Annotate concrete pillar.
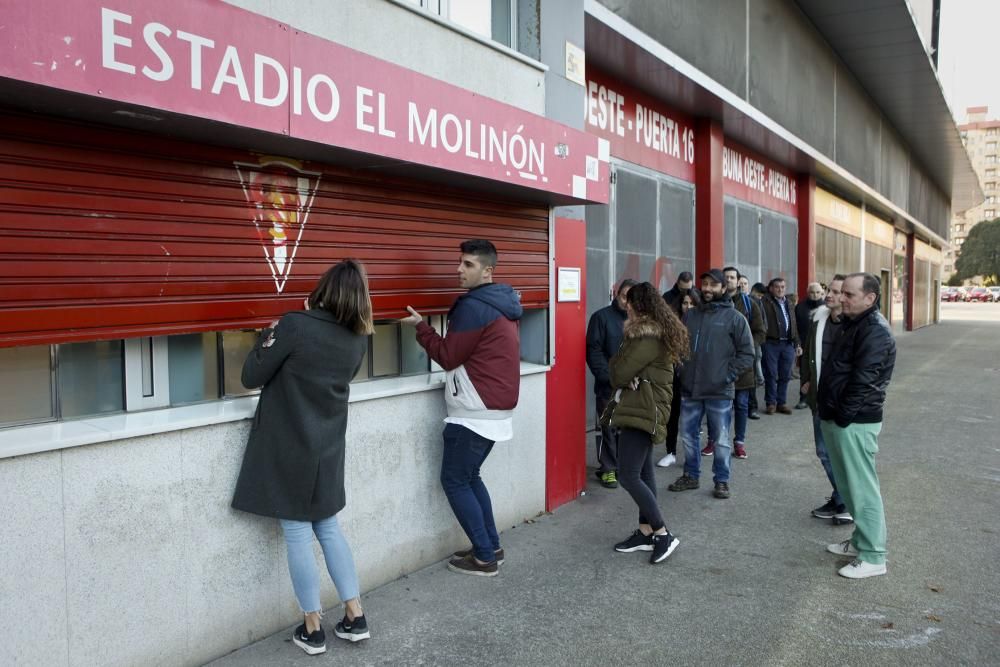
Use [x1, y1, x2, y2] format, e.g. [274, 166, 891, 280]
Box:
[905, 231, 916, 331]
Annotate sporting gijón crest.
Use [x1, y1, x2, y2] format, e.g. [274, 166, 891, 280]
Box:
[235, 158, 322, 294]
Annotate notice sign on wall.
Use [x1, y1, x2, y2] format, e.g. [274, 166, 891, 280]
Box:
[557, 267, 581, 302]
[0, 0, 609, 204]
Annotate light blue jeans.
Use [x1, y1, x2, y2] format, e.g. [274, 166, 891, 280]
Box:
[681, 398, 733, 483]
[280, 515, 360, 614]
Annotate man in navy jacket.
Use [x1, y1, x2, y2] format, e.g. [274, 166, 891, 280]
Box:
[586, 279, 636, 488]
[402, 239, 522, 578]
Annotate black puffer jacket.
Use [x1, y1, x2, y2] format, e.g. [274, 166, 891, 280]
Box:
[586, 300, 628, 396]
[817, 304, 896, 427]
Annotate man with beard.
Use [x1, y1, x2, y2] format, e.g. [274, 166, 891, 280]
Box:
[668, 269, 754, 499]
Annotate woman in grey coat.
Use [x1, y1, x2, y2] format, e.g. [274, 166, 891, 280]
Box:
[232, 259, 374, 656]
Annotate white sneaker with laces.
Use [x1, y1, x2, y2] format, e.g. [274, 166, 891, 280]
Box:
[656, 453, 676, 468]
[826, 540, 859, 557]
[838, 559, 887, 579]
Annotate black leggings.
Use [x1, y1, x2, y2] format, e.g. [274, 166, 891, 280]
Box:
[617, 427, 666, 531]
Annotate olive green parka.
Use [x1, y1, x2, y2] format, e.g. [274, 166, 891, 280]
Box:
[599, 316, 674, 443]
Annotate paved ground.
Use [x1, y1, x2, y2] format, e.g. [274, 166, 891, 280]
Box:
[211, 303, 1000, 666]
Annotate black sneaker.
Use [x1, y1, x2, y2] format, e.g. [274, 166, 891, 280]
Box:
[334, 614, 371, 643]
[668, 474, 700, 492]
[453, 546, 505, 564]
[748, 411, 761, 420]
[614, 529, 653, 553]
[447, 554, 499, 577]
[650, 532, 679, 564]
[713, 482, 731, 499]
[812, 498, 838, 519]
[292, 623, 327, 655]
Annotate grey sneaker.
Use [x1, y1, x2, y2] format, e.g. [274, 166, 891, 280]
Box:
[713, 482, 731, 499]
[827, 539, 859, 557]
[668, 474, 700, 492]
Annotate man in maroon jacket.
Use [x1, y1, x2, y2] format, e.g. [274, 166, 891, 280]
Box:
[401, 239, 523, 577]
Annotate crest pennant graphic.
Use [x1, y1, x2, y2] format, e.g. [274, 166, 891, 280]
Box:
[235, 158, 322, 294]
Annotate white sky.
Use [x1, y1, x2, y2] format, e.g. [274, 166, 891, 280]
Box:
[938, 0, 1000, 122]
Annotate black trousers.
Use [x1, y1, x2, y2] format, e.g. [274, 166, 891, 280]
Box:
[664, 376, 682, 455]
[617, 427, 666, 531]
[595, 393, 618, 473]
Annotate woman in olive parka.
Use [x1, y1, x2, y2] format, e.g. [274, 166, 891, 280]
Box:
[601, 282, 689, 564]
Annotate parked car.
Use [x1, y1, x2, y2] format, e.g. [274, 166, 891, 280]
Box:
[989, 286, 1000, 303]
[941, 287, 960, 302]
[955, 287, 971, 302]
[968, 287, 992, 303]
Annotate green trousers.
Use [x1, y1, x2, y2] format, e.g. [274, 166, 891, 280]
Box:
[819, 420, 887, 565]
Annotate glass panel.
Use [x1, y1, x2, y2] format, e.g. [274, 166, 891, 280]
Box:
[614, 169, 657, 286]
[449, 0, 492, 37]
[781, 219, 798, 292]
[490, 0, 513, 46]
[586, 247, 611, 319]
[724, 202, 737, 267]
[168, 333, 219, 405]
[737, 204, 761, 279]
[760, 213, 782, 285]
[59, 341, 124, 418]
[585, 203, 609, 249]
[221, 331, 259, 396]
[372, 323, 400, 377]
[401, 321, 429, 375]
[0, 345, 52, 425]
[658, 181, 695, 292]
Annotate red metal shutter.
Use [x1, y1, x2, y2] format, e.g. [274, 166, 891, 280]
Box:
[0, 112, 549, 347]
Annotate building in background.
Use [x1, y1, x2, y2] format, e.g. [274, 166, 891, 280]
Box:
[946, 106, 998, 280]
[0, 1, 981, 664]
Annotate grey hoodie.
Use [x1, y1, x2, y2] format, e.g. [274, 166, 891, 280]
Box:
[679, 294, 755, 401]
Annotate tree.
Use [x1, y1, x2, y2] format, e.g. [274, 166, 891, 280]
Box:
[954, 218, 1000, 284]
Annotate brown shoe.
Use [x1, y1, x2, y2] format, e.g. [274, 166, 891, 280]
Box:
[776, 404, 793, 415]
[447, 554, 499, 577]
[765, 405, 776, 415]
[453, 546, 505, 565]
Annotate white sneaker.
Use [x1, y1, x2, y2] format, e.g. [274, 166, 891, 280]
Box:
[656, 453, 676, 468]
[826, 540, 859, 557]
[838, 559, 887, 579]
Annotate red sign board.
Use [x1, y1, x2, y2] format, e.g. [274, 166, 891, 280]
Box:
[584, 68, 696, 183]
[722, 141, 798, 217]
[0, 0, 608, 204]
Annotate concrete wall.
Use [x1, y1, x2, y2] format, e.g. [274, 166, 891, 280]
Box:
[597, 0, 952, 238]
[223, 0, 546, 115]
[0, 375, 547, 666]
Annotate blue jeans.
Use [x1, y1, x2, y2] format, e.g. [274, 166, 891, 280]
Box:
[733, 389, 750, 444]
[763, 341, 795, 406]
[812, 411, 843, 506]
[280, 515, 361, 614]
[681, 398, 733, 483]
[441, 423, 500, 563]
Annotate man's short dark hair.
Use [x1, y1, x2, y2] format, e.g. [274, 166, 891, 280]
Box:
[723, 266, 740, 278]
[768, 277, 786, 288]
[831, 274, 847, 283]
[677, 271, 694, 283]
[460, 239, 498, 268]
[616, 278, 638, 296]
[847, 272, 881, 298]
[751, 282, 766, 295]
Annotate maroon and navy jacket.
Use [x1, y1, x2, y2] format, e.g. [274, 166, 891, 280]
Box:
[415, 282, 523, 419]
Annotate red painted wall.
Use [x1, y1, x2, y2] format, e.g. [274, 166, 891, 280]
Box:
[694, 118, 724, 272]
[797, 174, 816, 297]
[546, 216, 587, 511]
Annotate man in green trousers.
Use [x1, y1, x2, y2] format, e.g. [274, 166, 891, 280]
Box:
[817, 273, 896, 579]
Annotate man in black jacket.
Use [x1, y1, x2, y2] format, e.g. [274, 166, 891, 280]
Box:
[667, 269, 754, 500]
[760, 277, 801, 414]
[818, 273, 896, 579]
[586, 279, 636, 488]
[794, 282, 825, 409]
[662, 271, 694, 314]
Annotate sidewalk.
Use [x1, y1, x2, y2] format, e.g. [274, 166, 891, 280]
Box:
[210, 312, 1000, 666]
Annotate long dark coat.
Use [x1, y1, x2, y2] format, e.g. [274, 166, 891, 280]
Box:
[231, 309, 367, 522]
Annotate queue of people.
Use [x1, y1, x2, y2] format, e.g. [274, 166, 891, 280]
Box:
[230, 240, 896, 656]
